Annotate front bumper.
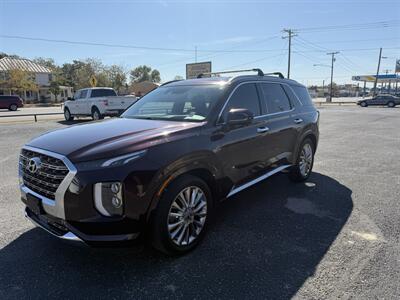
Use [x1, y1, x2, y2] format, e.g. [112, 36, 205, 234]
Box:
[25, 207, 139, 244]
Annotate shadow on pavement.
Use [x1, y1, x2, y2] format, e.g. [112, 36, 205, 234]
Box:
[57, 119, 92, 126]
[0, 172, 352, 299]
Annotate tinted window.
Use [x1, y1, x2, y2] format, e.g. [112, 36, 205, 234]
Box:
[291, 85, 314, 106]
[261, 83, 291, 113]
[80, 89, 88, 99]
[223, 83, 261, 120]
[91, 89, 117, 98]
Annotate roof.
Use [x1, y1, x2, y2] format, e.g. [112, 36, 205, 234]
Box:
[165, 75, 301, 87]
[0, 57, 52, 73]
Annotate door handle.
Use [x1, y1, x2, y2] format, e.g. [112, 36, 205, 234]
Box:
[257, 126, 270, 133]
[294, 118, 303, 124]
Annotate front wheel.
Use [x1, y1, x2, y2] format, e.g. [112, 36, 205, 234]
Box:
[289, 138, 315, 182]
[151, 175, 212, 255]
[387, 101, 395, 108]
[64, 108, 74, 121]
[360, 101, 368, 107]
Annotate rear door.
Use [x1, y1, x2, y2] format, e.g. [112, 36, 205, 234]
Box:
[258, 82, 299, 167]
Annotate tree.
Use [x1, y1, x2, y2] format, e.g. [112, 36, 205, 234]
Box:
[174, 75, 184, 80]
[106, 65, 127, 93]
[49, 80, 61, 102]
[32, 57, 57, 71]
[130, 65, 161, 83]
[0, 69, 38, 95]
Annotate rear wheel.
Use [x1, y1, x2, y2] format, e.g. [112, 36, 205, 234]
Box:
[289, 138, 315, 182]
[151, 175, 212, 255]
[360, 101, 368, 107]
[64, 108, 74, 121]
[9, 104, 17, 111]
[387, 101, 395, 108]
[91, 107, 103, 120]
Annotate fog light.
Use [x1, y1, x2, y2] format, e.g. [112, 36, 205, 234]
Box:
[111, 182, 121, 194]
[112, 196, 122, 208]
[94, 181, 123, 216]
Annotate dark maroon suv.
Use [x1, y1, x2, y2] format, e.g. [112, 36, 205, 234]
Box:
[0, 95, 24, 111]
[19, 69, 319, 255]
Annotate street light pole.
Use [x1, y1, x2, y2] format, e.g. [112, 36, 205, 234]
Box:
[327, 52, 339, 103]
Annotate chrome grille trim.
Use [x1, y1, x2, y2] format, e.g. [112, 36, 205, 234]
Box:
[19, 146, 77, 219]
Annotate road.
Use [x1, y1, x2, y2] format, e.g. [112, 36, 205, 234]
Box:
[0, 106, 399, 299]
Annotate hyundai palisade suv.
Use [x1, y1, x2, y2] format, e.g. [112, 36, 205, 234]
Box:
[19, 69, 319, 255]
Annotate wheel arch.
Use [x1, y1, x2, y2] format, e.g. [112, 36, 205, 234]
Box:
[145, 153, 223, 222]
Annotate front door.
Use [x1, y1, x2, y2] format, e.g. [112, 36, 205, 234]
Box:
[213, 83, 269, 186]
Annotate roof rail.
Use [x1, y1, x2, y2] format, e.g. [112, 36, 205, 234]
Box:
[160, 79, 183, 86]
[197, 68, 264, 78]
[264, 72, 285, 79]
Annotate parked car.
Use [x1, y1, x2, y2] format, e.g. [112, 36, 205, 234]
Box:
[357, 94, 400, 107]
[63, 87, 138, 121]
[0, 95, 24, 111]
[19, 69, 319, 255]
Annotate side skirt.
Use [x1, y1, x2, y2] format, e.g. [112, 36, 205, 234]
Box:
[227, 165, 291, 198]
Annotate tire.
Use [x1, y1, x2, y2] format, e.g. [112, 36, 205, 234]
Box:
[64, 108, 74, 121]
[360, 101, 367, 107]
[9, 104, 18, 111]
[91, 107, 103, 120]
[151, 175, 212, 255]
[387, 101, 395, 108]
[289, 138, 315, 182]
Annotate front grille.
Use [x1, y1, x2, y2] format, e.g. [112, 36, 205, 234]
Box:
[19, 149, 69, 200]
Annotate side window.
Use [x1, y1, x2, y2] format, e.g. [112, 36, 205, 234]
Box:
[261, 83, 291, 113]
[291, 85, 314, 106]
[80, 89, 88, 99]
[223, 83, 261, 121]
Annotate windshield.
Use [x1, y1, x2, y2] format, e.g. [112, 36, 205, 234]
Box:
[122, 84, 226, 122]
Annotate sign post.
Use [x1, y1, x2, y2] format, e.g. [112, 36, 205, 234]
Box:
[90, 75, 97, 87]
[186, 62, 212, 79]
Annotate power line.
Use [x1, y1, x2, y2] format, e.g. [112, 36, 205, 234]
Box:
[296, 20, 400, 33]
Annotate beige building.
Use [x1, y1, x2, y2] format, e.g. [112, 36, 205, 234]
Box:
[0, 57, 72, 103]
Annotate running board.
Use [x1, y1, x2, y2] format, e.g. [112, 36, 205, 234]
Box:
[227, 165, 291, 198]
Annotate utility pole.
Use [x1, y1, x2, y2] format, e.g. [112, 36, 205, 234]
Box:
[327, 51, 339, 102]
[282, 29, 297, 79]
[373, 48, 382, 96]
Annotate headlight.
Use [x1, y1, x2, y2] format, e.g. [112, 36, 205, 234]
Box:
[76, 150, 147, 170]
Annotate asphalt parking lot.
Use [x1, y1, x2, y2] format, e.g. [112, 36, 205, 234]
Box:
[0, 106, 399, 299]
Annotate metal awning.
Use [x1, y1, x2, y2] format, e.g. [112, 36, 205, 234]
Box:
[352, 74, 400, 83]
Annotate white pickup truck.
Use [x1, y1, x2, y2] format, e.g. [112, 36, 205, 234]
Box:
[63, 87, 138, 121]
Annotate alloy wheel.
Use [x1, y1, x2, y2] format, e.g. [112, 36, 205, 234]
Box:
[299, 143, 313, 177]
[167, 186, 207, 246]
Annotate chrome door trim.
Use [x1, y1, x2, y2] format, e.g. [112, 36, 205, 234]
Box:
[19, 145, 77, 219]
[227, 164, 291, 198]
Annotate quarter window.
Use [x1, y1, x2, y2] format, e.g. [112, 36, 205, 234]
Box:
[222, 83, 261, 120]
[261, 83, 291, 113]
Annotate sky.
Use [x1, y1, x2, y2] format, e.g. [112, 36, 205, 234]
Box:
[0, 0, 399, 85]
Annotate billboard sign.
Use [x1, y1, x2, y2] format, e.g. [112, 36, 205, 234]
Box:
[396, 59, 400, 73]
[186, 61, 212, 79]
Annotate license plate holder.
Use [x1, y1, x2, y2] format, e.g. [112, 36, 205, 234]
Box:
[26, 194, 44, 215]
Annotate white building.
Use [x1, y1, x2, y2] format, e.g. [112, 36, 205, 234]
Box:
[0, 57, 72, 102]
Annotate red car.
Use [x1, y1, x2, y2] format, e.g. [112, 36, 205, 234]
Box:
[0, 95, 24, 111]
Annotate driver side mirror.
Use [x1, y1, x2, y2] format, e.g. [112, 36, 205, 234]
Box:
[67, 97, 74, 101]
[226, 108, 254, 127]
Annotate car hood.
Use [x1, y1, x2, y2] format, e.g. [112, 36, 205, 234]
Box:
[27, 118, 204, 162]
